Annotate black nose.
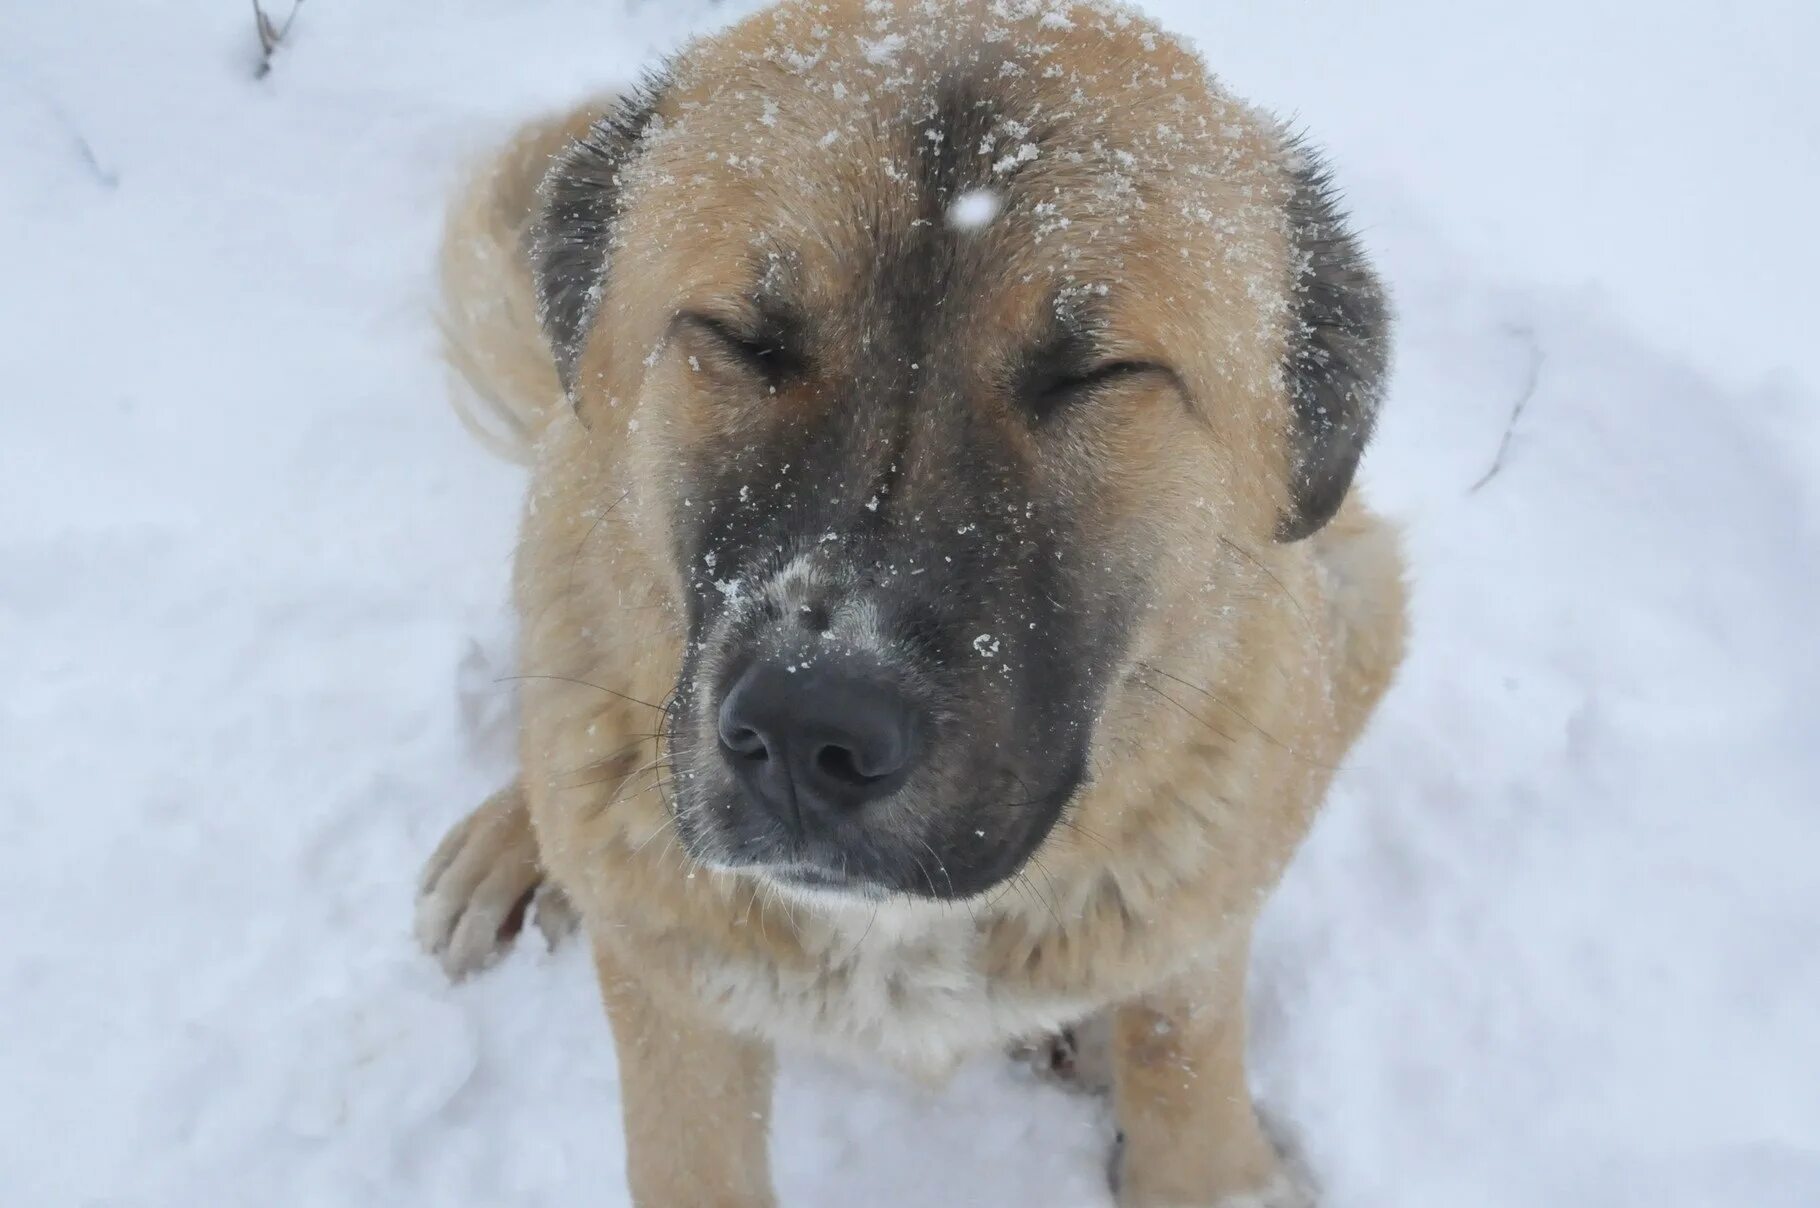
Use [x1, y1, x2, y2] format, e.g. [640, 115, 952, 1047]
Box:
[716, 661, 919, 830]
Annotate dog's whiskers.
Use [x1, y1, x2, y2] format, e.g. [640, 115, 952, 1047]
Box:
[500, 672, 668, 715]
[1138, 661, 1345, 773]
[566, 487, 632, 599]
[627, 813, 674, 860]
[1218, 535, 1315, 636]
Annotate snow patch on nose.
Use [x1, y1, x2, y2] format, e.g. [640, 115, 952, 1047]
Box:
[761, 552, 890, 655]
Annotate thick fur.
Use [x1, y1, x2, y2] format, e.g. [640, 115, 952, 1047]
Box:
[417, 3, 1406, 1205]
[437, 101, 610, 460]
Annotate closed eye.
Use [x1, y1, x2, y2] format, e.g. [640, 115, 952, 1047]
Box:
[676, 312, 801, 385]
[1048, 361, 1158, 395]
[1024, 358, 1172, 419]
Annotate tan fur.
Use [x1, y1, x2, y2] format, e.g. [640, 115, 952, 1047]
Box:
[596, 941, 780, 1207]
[436, 102, 612, 461]
[416, 3, 1407, 1204]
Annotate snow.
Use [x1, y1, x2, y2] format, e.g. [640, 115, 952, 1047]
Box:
[2, 2, 1817, 1206]
[947, 187, 1004, 231]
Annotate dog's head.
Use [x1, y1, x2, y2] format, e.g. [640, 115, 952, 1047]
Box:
[535, 1, 1387, 901]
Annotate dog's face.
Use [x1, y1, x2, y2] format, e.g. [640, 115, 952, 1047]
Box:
[535, 1, 1386, 901]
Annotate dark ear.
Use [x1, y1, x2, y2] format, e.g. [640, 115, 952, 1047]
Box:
[533, 72, 671, 395]
[1276, 139, 1392, 542]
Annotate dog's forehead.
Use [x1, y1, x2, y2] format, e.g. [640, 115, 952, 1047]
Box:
[635, 1, 1286, 331]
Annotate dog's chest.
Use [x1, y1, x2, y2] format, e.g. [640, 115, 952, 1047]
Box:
[694, 907, 1087, 1077]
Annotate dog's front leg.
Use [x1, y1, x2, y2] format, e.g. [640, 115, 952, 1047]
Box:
[1111, 936, 1309, 1208]
[593, 940, 777, 1208]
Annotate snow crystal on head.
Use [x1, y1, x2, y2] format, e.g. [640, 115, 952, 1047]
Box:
[946, 188, 1002, 232]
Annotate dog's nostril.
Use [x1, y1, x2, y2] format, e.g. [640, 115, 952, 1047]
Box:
[722, 725, 770, 760]
[715, 661, 920, 822]
[814, 743, 884, 787]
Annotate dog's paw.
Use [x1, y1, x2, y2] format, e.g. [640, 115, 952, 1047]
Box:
[1011, 1012, 1115, 1095]
[530, 877, 580, 948]
[415, 782, 568, 980]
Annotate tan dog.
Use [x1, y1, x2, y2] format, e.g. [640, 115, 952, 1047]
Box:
[415, 2, 1406, 1204]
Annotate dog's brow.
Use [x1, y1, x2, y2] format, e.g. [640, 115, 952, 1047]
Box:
[1028, 303, 1113, 373]
[1012, 300, 1190, 410]
[673, 293, 802, 347]
[748, 294, 801, 341]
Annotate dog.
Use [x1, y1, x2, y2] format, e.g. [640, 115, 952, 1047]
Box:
[414, 2, 1406, 1203]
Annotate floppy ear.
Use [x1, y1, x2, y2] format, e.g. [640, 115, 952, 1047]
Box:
[533, 73, 671, 396]
[1276, 141, 1392, 542]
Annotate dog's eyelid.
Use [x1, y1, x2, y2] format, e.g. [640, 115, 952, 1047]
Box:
[1078, 359, 1165, 384]
[675, 310, 758, 346]
[1047, 359, 1174, 396]
[1018, 352, 1178, 423]
[674, 310, 801, 376]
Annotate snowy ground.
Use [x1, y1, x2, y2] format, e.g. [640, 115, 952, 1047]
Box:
[3, 2, 1817, 1205]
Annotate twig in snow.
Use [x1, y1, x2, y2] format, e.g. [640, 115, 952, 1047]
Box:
[68, 129, 116, 187]
[1470, 325, 1544, 494]
[45, 99, 118, 189]
[253, 0, 304, 80]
